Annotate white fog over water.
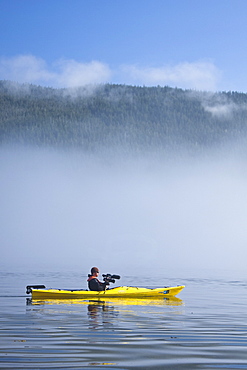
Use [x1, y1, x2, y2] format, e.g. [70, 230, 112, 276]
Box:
[1, 146, 247, 279]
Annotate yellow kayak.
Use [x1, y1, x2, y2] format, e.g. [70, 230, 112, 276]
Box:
[27, 285, 185, 300]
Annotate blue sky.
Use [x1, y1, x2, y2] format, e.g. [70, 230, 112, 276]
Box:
[1, 0, 247, 92]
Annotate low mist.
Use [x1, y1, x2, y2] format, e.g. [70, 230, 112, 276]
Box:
[1, 145, 247, 279]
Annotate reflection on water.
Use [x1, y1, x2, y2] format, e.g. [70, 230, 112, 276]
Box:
[21, 294, 185, 368]
[87, 301, 118, 331]
[27, 295, 184, 306]
[26, 296, 184, 333]
[26, 297, 184, 334]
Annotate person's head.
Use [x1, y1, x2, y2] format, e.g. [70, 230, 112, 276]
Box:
[91, 267, 99, 276]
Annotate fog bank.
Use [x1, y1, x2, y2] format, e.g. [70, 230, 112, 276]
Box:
[1, 146, 247, 278]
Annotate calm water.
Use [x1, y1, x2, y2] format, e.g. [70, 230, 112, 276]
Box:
[1, 270, 247, 369]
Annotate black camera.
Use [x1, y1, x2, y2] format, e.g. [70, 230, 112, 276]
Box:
[102, 273, 121, 285]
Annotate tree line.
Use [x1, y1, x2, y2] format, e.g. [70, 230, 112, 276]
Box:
[1, 80, 247, 154]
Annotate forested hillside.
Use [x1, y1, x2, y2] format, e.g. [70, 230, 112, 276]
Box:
[1, 80, 247, 154]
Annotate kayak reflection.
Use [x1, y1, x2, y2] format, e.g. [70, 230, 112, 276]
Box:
[26, 296, 183, 307]
[87, 301, 118, 329]
[26, 297, 184, 331]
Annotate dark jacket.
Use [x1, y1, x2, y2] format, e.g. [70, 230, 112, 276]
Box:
[87, 276, 106, 291]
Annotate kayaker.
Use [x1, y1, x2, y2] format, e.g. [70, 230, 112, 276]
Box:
[87, 267, 107, 291]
